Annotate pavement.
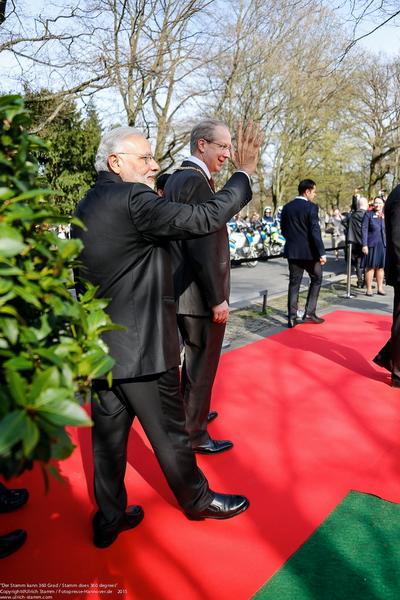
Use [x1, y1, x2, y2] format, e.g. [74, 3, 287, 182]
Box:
[224, 272, 394, 352]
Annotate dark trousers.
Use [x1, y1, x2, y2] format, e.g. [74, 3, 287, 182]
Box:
[349, 244, 365, 286]
[376, 284, 400, 379]
[288, 259, 322, 318]
[91, 367, 212, 528]
[178, 315, 226, 445]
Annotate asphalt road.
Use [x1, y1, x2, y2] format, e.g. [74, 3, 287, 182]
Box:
[230, 251, 347, 307]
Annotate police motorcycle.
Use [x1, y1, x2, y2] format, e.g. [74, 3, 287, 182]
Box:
[228, 220, 259, 267]
[264, 222, 285, 256]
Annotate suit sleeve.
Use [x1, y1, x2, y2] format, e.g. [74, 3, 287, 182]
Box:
[309, 204, 325, 257]
[129, 172, 252, 243]
[361, 212, 369, 246]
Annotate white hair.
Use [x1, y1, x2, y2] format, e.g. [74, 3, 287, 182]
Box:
[94, 126, 143, 172]
[357, 196, 369, 210]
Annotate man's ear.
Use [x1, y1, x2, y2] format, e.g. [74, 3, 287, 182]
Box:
[197, 139, 206, 154]
[108, 153, 121, 174]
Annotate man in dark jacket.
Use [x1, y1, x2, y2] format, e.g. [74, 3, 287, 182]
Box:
[345, 196, 368, 288]
[165, 119, 236, 455]
[373, 184, 400, 387]
[280, 179, 326, 328]
[72, 124, 261, 548]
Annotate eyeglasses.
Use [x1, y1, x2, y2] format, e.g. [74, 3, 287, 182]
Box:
[115, 152, 156, 165]
[203, 139, 232, 153]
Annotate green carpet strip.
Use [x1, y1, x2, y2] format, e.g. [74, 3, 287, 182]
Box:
[253, 491, 400, 600]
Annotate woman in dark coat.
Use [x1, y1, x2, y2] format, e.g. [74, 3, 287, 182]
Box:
[361, 197, 386, 296]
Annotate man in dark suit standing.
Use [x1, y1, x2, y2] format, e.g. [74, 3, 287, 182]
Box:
[373, 184, 400, 387]
[165, 119, 236, 455]
[280, 179, 326, 328]
[72, 123, 261, 548]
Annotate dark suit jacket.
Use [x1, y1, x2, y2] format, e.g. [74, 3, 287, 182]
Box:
[384, 184, 400, 286]
[165, 160, 230, 316]
[345, 209, 366, 246]
[71, 170, 251, 379]
[280, 197, 325, 260]
[361, 210, 386, 248]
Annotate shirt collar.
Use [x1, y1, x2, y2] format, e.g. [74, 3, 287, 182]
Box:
[185, 155, 211, 179]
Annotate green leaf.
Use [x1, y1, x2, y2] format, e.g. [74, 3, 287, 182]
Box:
[3, 356, 33, 371]
[0, 306, 19, 317]
[34, 348, 64, 367]
[78, 349, 115, 379]
[0, 318, 19, 344]
[22, 418, 40, 455]
[0, 411, 26, 454]
[0, 224, 26, 257]
[86, 310, 110, 334]
[37, 400, 92, 427]
[0, 280, 13, 295]
[50, 429, 75, 460]
[28, 368, 60, 404]
[34, 387, 71, 408]
[4, 370, 27, 406]
[13, 285, 42, 308]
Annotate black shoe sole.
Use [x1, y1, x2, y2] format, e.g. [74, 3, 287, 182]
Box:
[193, 444, 233, 455]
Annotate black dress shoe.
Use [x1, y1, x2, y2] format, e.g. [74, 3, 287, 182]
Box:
[0, 529, 27, 559]
[0, 485, 29, 513]
[93, 505, 144, 548]
[373, 353, 392, 372]
[192, 438, 233, 454]
[301, 314, 325, 324]
[207, 411, 218, 423]
[392, 376, 400, 388]
[288, 316, 300, 328]
[186, 492, 249, 520]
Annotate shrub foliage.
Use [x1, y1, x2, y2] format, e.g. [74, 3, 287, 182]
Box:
[0, 95, 115, 480]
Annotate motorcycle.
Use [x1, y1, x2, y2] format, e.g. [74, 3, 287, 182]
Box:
[264, 223, 285, 256]
[228, 224, 258, 267]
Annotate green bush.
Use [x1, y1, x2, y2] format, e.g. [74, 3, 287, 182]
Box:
[0, 95, 116, 481]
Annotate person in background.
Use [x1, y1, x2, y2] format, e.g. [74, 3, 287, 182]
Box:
[351, 187, 362, 211]
[345, 196, 369, 288]
[280, 179, 326, 328]
[262, 207, 274, 225]
[155, 172, 171, 197]
[361, 196, 386, 296]
[249, 212, 261, 227]
[328, 208, 345, 260]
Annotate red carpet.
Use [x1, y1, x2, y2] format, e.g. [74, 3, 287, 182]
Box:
[1, 310, 400, 600]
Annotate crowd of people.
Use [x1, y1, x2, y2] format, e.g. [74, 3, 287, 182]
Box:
[3, 117, 400, 561]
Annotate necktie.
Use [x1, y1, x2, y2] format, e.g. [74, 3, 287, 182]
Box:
[209, 177, 216, 192]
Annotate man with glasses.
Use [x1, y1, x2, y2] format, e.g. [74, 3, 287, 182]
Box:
[72, 124, 262, 548]
[165, 119, 238, 455]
